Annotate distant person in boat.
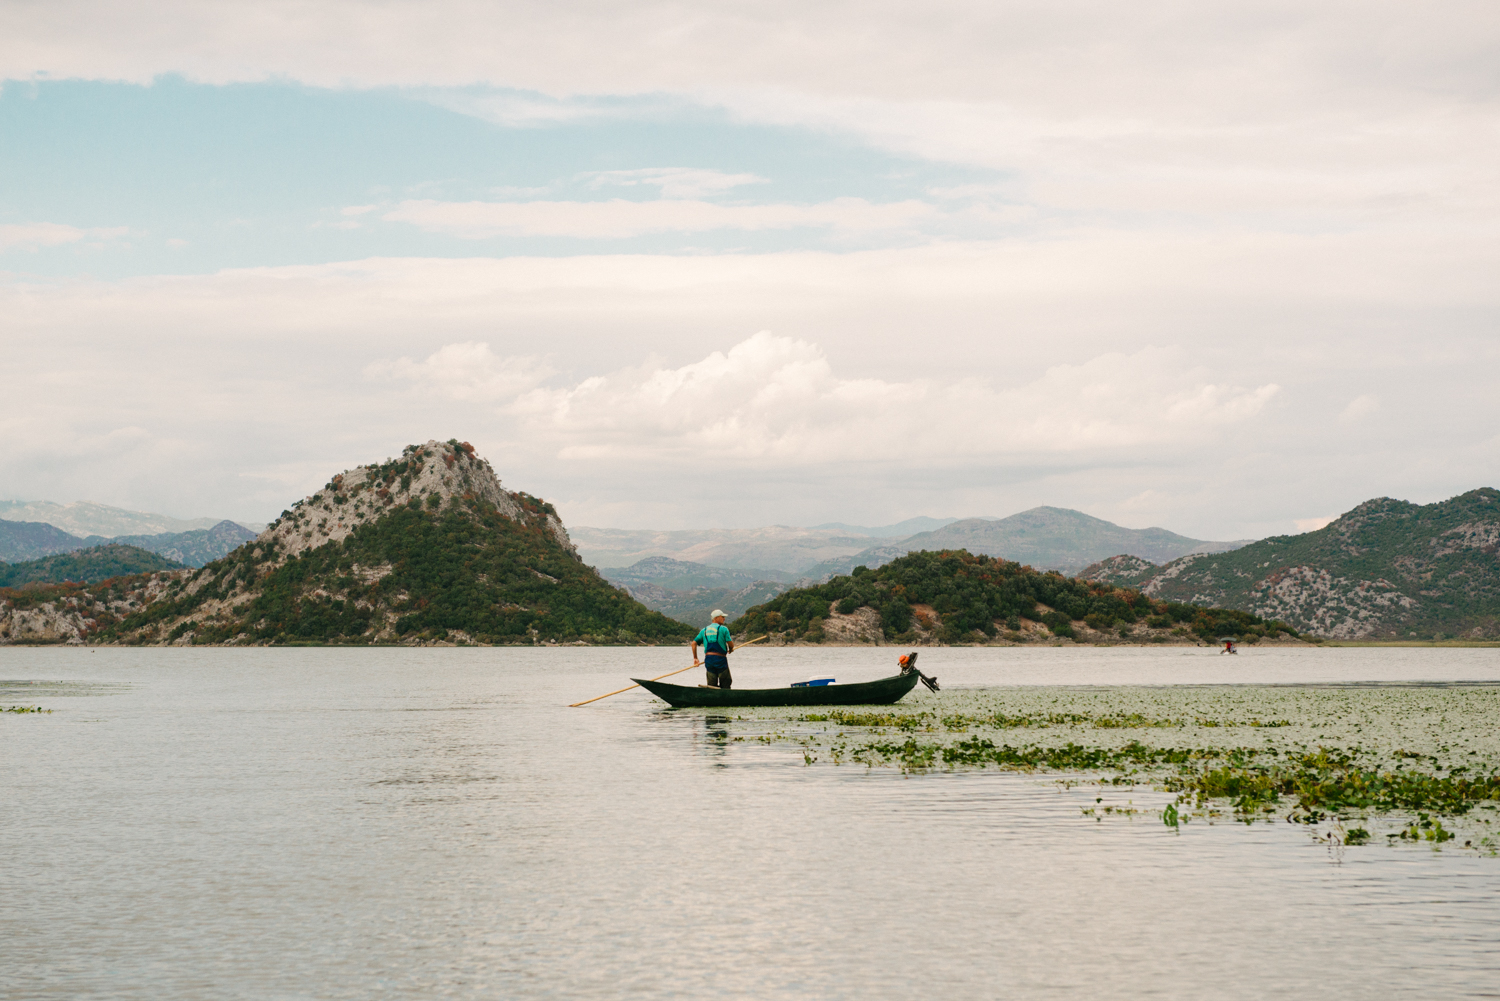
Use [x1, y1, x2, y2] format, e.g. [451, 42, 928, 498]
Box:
[692, 610, 736, 689]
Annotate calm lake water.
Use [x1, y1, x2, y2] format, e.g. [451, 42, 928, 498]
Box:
[5, 645, 1500, 1000]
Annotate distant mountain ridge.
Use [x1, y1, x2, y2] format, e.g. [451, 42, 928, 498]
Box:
[0, 499, 261, 537]
[575, 508, 1249, 578]
[0, 518, 257, 568]
[1077, 489, 1500, 639]
[91, 521, 258, 568]
[808, 516, 960, 537]
[573, 525, 880, 574]
[891, 508, 1251, 575]
[599, 556, 794, 624]
[0, 520, 88, 562]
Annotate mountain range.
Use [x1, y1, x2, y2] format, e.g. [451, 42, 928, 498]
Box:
[1078, 489, 1500, 639]
[594, 507, 1250, 625]
[598, 557, 795, 625]
[0, 499, 262, 538]
[0, 518, 257, 567]
[577, 507, 1247, 577]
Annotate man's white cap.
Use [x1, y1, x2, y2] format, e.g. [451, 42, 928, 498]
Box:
[711, 609, 727, 619]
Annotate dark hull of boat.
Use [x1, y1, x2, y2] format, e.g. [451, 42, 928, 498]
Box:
[633, 671, 922, 708]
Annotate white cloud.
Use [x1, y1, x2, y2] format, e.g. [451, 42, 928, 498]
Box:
[1339, 394, 1380, 423]
[494, 332, 1280, 468]
[584, 168, 768, 199]
[380, 197, 935, 239]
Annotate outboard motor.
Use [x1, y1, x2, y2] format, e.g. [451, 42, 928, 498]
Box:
[898, 651, 940, 692]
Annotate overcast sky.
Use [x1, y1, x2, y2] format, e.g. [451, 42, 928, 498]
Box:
[3, 1, 1498, 539]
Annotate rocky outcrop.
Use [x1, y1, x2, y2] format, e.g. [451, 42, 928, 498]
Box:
[0, 600, 89, 643]
[257, 440, 576, 564]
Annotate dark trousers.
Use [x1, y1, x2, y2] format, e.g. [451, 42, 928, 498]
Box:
[706, 662, 732, 689]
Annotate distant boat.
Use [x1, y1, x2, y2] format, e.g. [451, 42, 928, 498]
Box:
[633, 670, 922, 708]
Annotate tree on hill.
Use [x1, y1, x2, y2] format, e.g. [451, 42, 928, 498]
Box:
[731, 549, 1296, 644]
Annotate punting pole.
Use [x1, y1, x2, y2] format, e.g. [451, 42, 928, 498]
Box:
[568, 635, 768, 707]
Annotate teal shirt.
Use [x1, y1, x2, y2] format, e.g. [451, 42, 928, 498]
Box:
[695, 623, 732, 657]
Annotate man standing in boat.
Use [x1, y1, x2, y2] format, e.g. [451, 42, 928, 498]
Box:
[692, 610, 736, 688]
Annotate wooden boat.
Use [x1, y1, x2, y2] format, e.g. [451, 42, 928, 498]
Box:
[632, 670, 922, 709]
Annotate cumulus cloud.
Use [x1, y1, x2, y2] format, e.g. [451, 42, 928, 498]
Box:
[447, 332, 1282, 468]
[379, 197, 935, 239]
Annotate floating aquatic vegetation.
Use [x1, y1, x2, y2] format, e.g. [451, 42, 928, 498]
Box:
[3, 704, 51, 713]
[749, 684, 1500, 850]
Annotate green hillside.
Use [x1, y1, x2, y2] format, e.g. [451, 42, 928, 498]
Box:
[732, 549, 1295, 644]
[0, 544, 184, 587]
[96, 497, 692, 646]
[1078, 488, 1500, 639]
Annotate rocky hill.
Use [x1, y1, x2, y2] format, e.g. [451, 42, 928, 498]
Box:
[733, 549, 1297, 646]
[1, 440, 692, 646]
[0, 544, 185, 587]
[1078, 488, 1500, 639]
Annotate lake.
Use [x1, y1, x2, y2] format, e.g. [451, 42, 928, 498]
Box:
[5, 645, 1500, 999]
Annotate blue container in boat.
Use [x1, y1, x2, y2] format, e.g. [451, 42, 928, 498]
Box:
[791, 676, 835, 688]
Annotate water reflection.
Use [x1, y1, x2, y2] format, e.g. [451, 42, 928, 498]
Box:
[699, 714, 733, 765]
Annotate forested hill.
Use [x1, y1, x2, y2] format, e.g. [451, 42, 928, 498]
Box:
[1078, 488, 1500, 639]
[2, 440, 692, 646]
[731, 549, 1296, 645]
[0, 544, 184, 587]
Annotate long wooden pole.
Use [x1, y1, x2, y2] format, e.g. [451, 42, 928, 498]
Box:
[568, 634, 768, 707]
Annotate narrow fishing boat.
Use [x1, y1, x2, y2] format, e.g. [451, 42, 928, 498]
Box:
[633, 652, 939, 709]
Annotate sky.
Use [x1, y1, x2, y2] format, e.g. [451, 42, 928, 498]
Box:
[2, 0, 1498, 540]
